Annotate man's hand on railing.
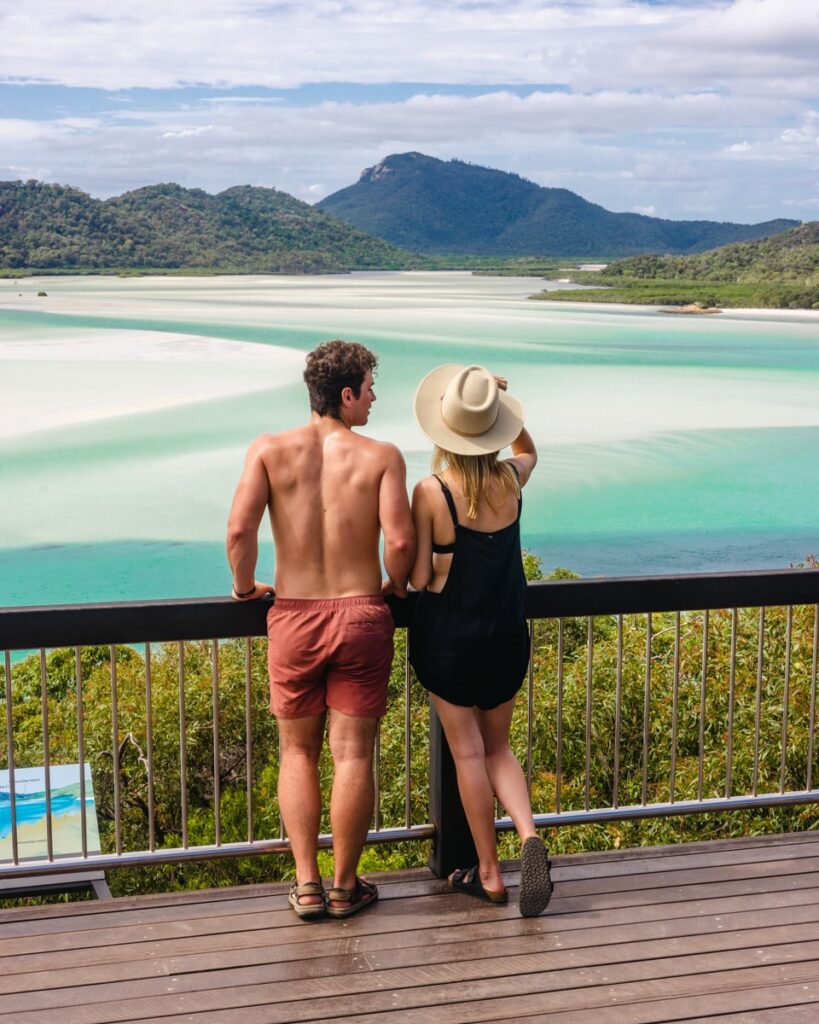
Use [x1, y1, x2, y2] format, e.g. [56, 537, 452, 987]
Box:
[231, 580, 275, 602]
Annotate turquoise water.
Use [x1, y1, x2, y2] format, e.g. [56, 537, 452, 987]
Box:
[1, 273, 818, 609]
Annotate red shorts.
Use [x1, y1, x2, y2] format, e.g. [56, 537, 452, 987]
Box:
[266, 595, 394, 719]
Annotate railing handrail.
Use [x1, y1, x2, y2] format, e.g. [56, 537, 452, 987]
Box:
[3, 568, 819, 885]
[2, 568, 818, 650]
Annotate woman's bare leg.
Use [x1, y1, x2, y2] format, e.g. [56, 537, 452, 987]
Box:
[478, 697, 538, 845]
[431, 695, 505, 893]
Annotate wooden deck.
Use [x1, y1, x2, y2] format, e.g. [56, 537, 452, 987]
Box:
[3, 832, 819, 1023]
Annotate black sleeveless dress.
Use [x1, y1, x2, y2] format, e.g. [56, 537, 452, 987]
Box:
[409, 474, 530, 710]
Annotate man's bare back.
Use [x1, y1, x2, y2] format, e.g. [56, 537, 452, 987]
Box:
[225, 343, 413, 920]
[226, 368, 412, 600]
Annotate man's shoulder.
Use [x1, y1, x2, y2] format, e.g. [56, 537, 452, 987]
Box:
[248, 425, 310, 453]
[354, 434, 404, 465]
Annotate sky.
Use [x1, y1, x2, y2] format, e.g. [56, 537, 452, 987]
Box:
[1, 0, 818, 223]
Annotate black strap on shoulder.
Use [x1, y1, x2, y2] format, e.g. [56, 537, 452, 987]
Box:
[432, 475, 458, 553]
[435, 475, 459, 528]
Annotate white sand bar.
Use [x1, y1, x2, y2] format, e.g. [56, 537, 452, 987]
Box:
[0, 328, 306, 440]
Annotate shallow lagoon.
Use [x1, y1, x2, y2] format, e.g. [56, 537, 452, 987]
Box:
[1, 272, 818, 607]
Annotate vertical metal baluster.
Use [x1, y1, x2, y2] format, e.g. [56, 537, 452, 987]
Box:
[669, 612, 681, 803]
[780, 607, 793, 794]
[245, 638, 254, 844]
[555, 619, 564, 815]
[145, 643, 155, 852]
[278, 729, 285, 840]
[212, 639, 221, 846]
[374, 724, 382, 831]
[4, 651, 18, 864]
[110, 646, 122, 855]
[40, 650, 54, 861]
[725, 609, 738, 799]
[177, 642, 189, 849]
[585, 617, 593, 812]
[404, 637, 412, 829]
[613, 615, 623, 809]
[641, 613, 652, 806]
[526, 620, 535, 798]
[698, 611, 708, 802]
[75, 648, 88, 858]
[808, 606, 818, 792]
[752, 608, 765, 797]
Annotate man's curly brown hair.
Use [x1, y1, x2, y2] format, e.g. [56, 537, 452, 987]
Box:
[303, 340, 378, 418]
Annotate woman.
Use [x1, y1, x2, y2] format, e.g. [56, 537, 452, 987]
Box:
[409, 363, 552, 918]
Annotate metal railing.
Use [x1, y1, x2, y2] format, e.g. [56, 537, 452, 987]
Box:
[2, 568, 819, 883]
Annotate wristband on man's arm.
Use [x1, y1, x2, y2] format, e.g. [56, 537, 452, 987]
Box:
[232, 582, 257, 599]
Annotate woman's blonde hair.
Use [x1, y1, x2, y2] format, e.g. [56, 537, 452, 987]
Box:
[433, 447, 519, 519]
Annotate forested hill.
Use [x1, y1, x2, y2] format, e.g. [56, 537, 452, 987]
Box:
[0, 180, 417, 272]
[534, 220, 819, 309]
[317, 152, 799, 258]
[592, 221, 819, 281]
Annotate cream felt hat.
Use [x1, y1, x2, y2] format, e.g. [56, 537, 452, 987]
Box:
[413, 364, 524, 456]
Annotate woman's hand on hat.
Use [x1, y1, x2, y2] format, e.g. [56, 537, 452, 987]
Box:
[494, 375, 508, 392]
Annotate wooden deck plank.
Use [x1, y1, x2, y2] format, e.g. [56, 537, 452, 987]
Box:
[487, 984, 819, 1024]
[3, 830, 818, 926]
[5, 841, 819, 946]
[50, 961, 819, 1024]
[6, 920, 819, 1013]
[3, 833, 819, 1024]
[4, 862, 819, 960]
[7, 897, 819, 997]
[4, 876, 819, 976]
[4, 941, 819, 1024]
[0, 868, 436, 924]
[686, 1008, 819, 1024]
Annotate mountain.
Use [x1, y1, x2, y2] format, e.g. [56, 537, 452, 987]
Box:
[317, 152, 799, 257]
[0, 180, 417, 272]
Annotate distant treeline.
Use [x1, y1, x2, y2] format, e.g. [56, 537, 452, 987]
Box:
[535, 222, 819, 309]
[0, 180, 418, 274]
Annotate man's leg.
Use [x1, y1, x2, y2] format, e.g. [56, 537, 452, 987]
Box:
[327, 710, 378, 894]
[278, 712, 326, 906]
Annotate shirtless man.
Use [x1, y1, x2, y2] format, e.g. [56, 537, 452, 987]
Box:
[226, 340, 414, 920]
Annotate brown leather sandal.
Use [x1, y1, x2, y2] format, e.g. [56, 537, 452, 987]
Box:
[325, 876, 378, 918]
[288, 880, 325, 920]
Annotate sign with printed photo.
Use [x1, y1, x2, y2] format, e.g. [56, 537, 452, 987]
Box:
[0, 763, 102, 862]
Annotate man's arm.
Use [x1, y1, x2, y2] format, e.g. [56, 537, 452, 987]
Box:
[378, 444, 414, 597]
[226, 437, 274, 601]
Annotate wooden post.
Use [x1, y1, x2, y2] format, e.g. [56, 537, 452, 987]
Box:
[428, 702, 478, 878]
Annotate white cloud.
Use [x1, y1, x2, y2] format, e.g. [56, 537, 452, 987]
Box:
[1, 1, 817, 221]
[1, 1, 818, 94]
[633, 205, 656, 216]
[0, 85, 810, 221]
[162, 125, 215, 139]
[781, 111, 819, 144]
